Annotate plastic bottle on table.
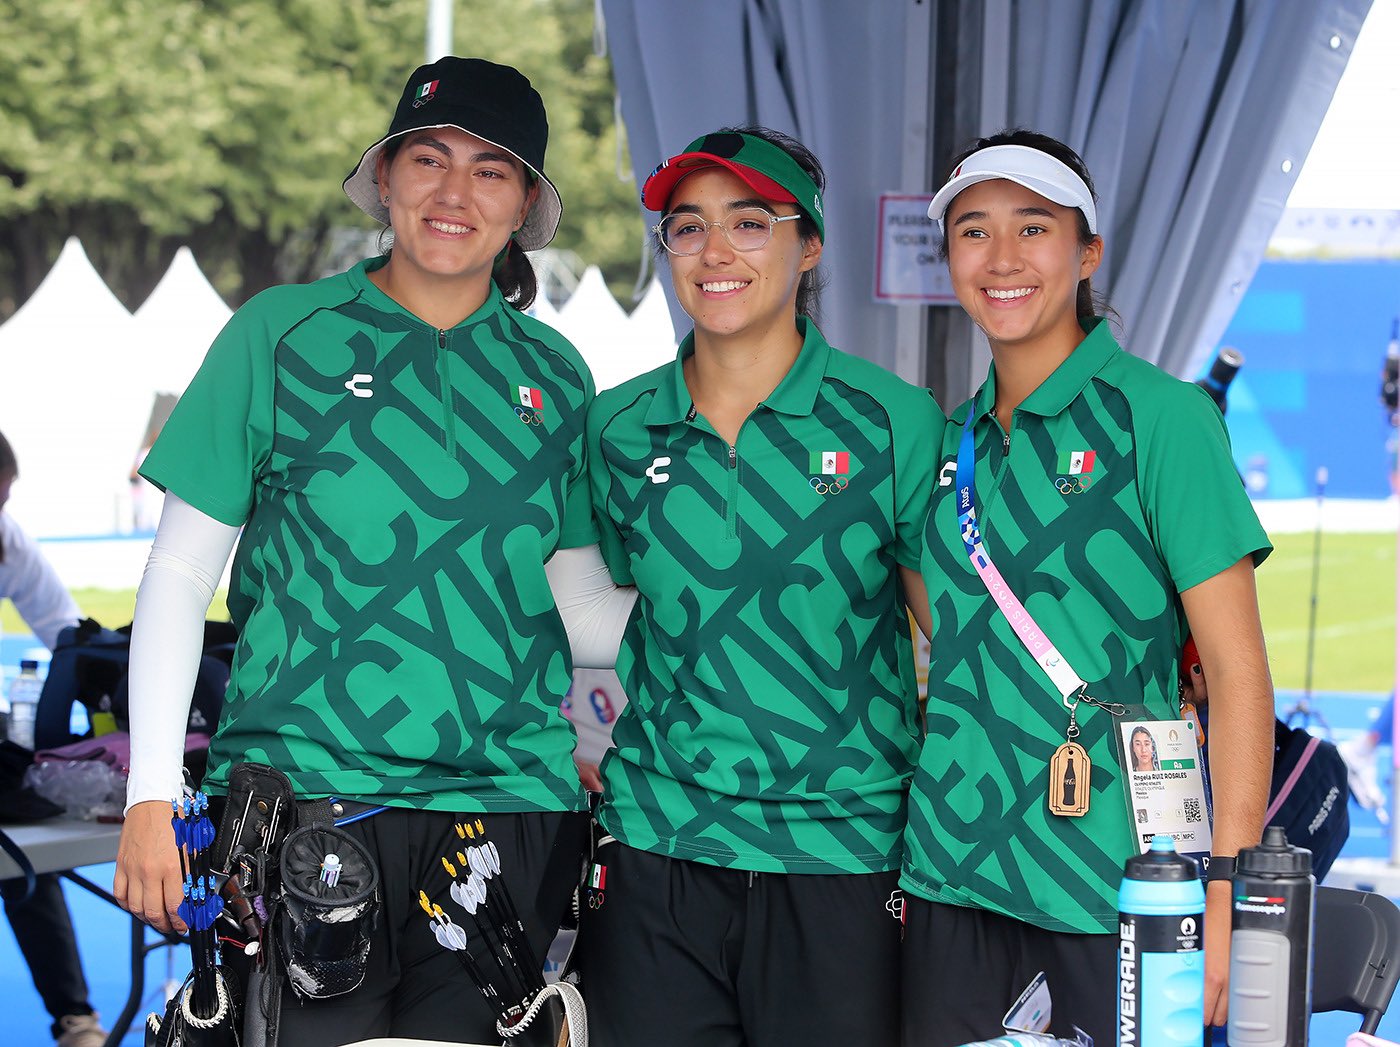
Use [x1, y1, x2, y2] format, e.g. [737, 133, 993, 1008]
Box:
[1227, 826, 1315, 1046]
[6, 658, 43, 750]
[1117, 834, 1205, 1046]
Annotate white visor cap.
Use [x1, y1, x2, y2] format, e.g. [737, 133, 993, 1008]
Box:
[928, 144, 1097, 236]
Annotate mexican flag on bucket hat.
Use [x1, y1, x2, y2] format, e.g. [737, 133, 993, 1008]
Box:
[641, 130, 825, 242]
[343, 56, 563, 251]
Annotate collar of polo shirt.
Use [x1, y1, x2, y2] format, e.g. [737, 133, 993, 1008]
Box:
[644, 319, 834, 427]
[968, 317, 1118, 425]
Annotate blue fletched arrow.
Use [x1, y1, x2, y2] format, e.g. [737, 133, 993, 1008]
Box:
[191, 814, 216, 852]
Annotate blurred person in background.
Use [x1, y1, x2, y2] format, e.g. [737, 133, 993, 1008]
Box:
[1337, 698, 1393, 822]
[0, 429, 109, 1047]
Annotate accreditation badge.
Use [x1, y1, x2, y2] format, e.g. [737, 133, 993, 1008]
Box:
[1114, 712, 1212, 871]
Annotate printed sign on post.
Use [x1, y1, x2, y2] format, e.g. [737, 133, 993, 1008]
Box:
[874, 193, 956, 304]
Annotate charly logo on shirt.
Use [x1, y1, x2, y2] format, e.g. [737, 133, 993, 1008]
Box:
[808, 449, 851, 495]
[510, 383, 545, 425]
[1054, 448, 1098, 495]
[645, 456, 671, 484]
[344, 373, 374, 398]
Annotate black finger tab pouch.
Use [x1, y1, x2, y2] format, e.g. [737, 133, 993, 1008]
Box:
[276, 824, 380, 1000]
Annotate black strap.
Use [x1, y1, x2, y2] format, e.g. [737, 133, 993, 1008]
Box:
[0, 827, 37, 903]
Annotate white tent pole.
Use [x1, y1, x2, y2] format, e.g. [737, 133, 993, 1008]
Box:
[953, 0, 1014, 400]
[1390, 320, 1400, 865]
[978, 0, 1011, 133]
[893, 0, 935, 385]
[426, 0, 452, 62]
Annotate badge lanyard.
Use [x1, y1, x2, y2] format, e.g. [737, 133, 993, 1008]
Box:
[955, 408, 1124, 816]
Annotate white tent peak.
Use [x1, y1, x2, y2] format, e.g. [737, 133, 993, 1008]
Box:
[630, 278, 675, 339]
[135, 246, 231, 396]
[0, 237, 146, 537]
[558, 265, 628, 326]
[2, 236, 131, 340]
[136, 246, 227, 320]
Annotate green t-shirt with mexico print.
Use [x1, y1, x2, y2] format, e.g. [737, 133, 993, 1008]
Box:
[141, 258, 596, 812]
[901, 318, 1271, 933]
[587, 319, 940, 874]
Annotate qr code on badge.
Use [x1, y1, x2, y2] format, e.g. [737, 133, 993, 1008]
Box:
[1135, 808, 1148, 824]
[1183, 797, 1203, 824]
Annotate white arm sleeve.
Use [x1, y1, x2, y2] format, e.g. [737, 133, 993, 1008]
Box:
[544, 545, 637, 670]
[124, 494, 240, 812]
[0, 514, 82, 650]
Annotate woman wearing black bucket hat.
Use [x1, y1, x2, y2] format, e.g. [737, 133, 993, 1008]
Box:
[115, 56, 592, 1044]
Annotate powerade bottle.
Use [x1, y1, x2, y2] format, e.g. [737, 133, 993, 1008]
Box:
[1118, 834, 1205, 1047]
[1227, 826, 1314, 1046]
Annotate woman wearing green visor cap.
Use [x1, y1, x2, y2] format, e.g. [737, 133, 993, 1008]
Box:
[564, 126, 940, 1046]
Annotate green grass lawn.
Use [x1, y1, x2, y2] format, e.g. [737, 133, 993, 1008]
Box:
[1, 589, 229, 641]
[4, 530, 1398, 692]
[1257, 531, 1396, 694]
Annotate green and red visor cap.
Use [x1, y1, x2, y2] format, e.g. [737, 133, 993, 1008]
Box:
[641, 131, 825, 242]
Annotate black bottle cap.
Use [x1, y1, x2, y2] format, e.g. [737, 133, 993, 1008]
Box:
[1124, 834, 1198, 881]
[1237, 825, 1312, 876]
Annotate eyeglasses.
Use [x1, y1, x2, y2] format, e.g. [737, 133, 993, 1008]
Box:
[652, 208, 802, 256]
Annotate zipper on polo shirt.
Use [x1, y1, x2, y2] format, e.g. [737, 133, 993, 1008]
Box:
[725, 444, 739, 539]
[436, 328, 457, 455]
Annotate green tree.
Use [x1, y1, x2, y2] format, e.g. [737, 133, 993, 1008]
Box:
[0, 0, 643, 317]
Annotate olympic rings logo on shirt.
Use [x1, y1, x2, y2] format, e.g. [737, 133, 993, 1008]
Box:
[513, 405, 544, 425]
[809, 475, 850, 495]
[1054, 475, 1093, 495]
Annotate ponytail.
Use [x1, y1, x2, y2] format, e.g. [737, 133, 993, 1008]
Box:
[493, 239, 538, 311]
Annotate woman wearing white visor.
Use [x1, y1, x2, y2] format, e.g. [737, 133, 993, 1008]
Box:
[899, 130, 1273, 1043]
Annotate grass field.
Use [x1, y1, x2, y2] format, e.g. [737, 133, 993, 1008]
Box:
[1257, 531, 1396, 693]
[0, 588, 229, 645]
[4, 530, 1397, 692]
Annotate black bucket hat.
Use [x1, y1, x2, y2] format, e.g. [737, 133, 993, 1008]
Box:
[343, 56, 562, 251]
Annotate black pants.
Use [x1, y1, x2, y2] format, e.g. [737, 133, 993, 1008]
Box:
[900, 896, 1118, 1046]
[1, 872, 95, 1036]
[262, 807, 587, 1046]
[578, 840, 904, 1047]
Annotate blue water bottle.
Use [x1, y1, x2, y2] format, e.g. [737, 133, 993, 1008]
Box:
[1118, 834, 1205, 1046]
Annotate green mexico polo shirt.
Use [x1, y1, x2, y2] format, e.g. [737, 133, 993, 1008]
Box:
[587, 319, 940, 873]
[901, 318, 1271, 932]
[142, 258, 596, 812]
